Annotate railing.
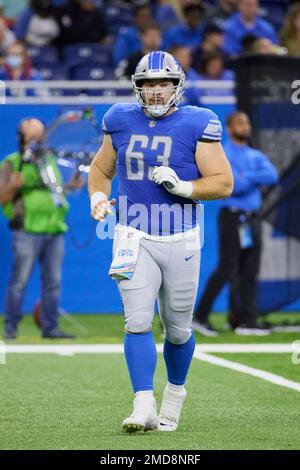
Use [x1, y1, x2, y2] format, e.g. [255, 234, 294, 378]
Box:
[0, 80, 236, 105]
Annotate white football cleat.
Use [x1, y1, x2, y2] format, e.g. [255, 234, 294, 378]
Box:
[158, 383, 187, 432]
[122, 392, 159, 433]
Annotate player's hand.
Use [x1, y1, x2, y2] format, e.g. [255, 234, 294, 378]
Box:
[90, 192, 116, 222]
[152, 166, 179, 190]
[152, 166, 193, 198]
[8, 172, 23, 190]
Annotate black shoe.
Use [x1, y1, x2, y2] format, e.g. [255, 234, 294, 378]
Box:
[42, 328, 75, 339]
[235, 323, 271, 336]
[227, 316, 239, 330]
[191, 319, 219, 337]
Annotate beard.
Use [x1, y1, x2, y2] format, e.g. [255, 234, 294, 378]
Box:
[231, 131, 250, 143]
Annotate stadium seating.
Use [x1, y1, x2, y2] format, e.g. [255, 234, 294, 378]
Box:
[62, 43, 113, 67]
[70, 63, 115, 96]
[27, 45, 59, 67]
[70, 64, 114, 81]
[38, 65, 70, 81]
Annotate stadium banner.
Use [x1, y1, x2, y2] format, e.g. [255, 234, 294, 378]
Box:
[231, 55, 300, 313]
[0, 103, 239, 314]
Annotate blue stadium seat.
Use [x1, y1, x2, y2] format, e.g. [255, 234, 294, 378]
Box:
[62, 43, 113, 67]
[70, 64, 115, 96]
[70, 65, 133, 97]
[37, 65, 74, 97]
[70, 64, 114, 80]
[27, 45, 59, 66]
[37, 65, 70, 80]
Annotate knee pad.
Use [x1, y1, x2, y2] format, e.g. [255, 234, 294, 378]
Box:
[165, 324, 191, 345]
[125, 311, 153, 334]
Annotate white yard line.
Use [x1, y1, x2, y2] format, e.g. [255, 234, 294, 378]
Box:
[195, 344, 296, 353]
[2, 343, 297, 354]
[4, 344, 125, 355]
[194, 351, 300, 393]
[3, 343, 300, 392]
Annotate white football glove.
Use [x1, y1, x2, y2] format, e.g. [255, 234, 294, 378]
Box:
[90, 192, 115, 222]
[152, 166, 193, 198]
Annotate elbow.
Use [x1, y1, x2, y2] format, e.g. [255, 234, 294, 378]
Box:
[264, 174, 279, 186]
[221, 174, 234, 198]
[265, 167, 279, 186]
[272, 172, 279, 185]
[223, 184, 234, 198]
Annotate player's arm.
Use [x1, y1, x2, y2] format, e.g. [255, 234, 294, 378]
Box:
[191, 141, 234, 200]
[88, 133, 117, 221]
[152, 141, 233, 200]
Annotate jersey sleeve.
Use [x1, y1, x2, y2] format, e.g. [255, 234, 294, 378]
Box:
[195, 108, 223, 143]
[101, 104, 120, 134]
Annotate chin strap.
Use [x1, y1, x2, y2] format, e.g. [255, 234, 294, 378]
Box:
[145, 91, 178, 118]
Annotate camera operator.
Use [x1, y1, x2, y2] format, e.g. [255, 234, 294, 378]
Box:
[0, 117, 83, 339]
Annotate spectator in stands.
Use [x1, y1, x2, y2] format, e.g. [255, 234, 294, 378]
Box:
[154, 0, 180, 31]
[280, 2, 300, 56]
[54, 0, 108, 50]
[206, 0, 237, 29]
[0, 41, 40, 80]
[252, 37, 275, 54]
[15, 0, 60, 47]
[171, 44, 202, 105]
[113, 3, 153, 66]
[240, 34, 286, 55]
[0, 0, 28, 27]
[171, 44, 198, 80]
[240, 32, 257, 53]
[252, 37, 287, 55]
[163, 2, 207, 51]
[192, 23, 226, 72]
[0, 118, 83, 340]
[0, 41, 43, 96]
[223, 0, 278, 55]
[0, 18, 16, 58]
[118, 23, 162, 79]
[197, 51, 235, 96]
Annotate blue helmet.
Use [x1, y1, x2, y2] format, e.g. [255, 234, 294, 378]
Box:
[132, 51, 185, 118]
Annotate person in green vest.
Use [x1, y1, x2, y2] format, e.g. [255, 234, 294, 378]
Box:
[0, 117, 83, 339]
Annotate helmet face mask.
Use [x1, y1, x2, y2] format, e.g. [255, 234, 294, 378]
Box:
[132, 51, 185, 118]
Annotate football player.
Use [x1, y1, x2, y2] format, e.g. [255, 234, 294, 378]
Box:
[88, 51, 233, 432]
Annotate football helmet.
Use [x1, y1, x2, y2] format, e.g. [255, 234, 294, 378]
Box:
[132, 51, 185, 118]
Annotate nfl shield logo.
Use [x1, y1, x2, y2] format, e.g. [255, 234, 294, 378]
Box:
[149, 121, 156, 128]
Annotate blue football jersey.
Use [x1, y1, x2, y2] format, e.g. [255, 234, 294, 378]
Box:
[102, 103, 222, 235]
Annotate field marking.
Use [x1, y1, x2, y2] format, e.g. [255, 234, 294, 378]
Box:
[3, 343, 300, 393]
[3, 343, 297, 355]
[194, 351, 300, 393]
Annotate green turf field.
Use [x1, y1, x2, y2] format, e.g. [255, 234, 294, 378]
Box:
[1, 311, 300, 343]
[1, 313, 300, 450]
